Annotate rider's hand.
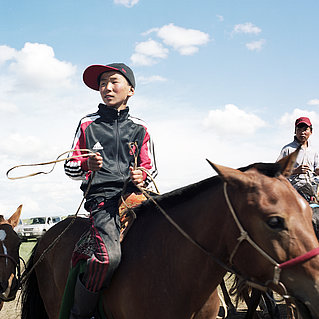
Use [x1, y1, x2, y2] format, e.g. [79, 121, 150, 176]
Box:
[293, 164, 310, 175]
[87, 152, 103, 171]
[130, 167, 144, 187]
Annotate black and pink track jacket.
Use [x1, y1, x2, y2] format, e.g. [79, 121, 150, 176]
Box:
[64, 104, 157, 199]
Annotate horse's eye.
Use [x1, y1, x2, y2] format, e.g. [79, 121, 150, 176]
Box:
[267, 216, 286, 230]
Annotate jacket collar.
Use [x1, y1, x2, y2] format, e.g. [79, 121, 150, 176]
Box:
[293, 135, 310, 148]
[98, 104, 129, 121]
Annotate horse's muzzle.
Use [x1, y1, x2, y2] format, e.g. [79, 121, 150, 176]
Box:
[0, 274, 19, 302]
[292, 294, 319, 319]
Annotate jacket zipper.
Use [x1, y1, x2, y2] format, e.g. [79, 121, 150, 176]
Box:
[115, 112, 125, 182]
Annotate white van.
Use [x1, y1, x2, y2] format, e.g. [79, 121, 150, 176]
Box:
[18, 216, 61, 240]
[14, 219, 24, 236]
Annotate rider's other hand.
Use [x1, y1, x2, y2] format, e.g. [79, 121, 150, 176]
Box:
[88, 152, 103, 171]
[130, 167, 144, 187]
[294, 164, 310, 175]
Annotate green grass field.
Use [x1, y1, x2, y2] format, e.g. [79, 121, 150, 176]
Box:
[20, 240, 37, 264]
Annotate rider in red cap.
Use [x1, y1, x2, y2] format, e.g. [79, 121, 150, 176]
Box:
[277, 116, 319, 201]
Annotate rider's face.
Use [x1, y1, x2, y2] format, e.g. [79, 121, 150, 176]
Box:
[295, 124, 312, 144]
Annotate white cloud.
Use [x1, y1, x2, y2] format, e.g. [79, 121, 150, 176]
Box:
[141, 28, 159, 36]
[279, 108, 319, 127]
[137, 75, 168, 84]
[0, 100, 18, 113]
[130, 53, 156, 66]
[0, 45, 17, 66]
[203, 104, 266, 135]
[246, 39, 266, 51]
[0, 133, 48, 159]
[6, 42, 77, 90]
[114, 0, 139, 7]
[233, 22, 261, 35]
[131, 39, 169, 66]
[135, 39, 169, 58]
[155, 23, 210, 55]
[216, 15, 224, 22]
[308, 99, 319, 106]
[133, 24, 210, 65]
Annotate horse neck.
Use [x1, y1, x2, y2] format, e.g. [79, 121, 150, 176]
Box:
[168, 182, 231, 277]
[127, 178, 231, 295]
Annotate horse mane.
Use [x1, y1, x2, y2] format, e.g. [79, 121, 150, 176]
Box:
[0, 215, 5, 223]
[144, 175, 220, 210]
[136, 161, 282, 214]
[238, 162, 282, 178]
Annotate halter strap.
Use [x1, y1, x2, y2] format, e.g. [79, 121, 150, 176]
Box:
[0, 253, 21, 300]
[223, 182, 319, 285]
[223, 182, 283, 284]
[279, 247, 319, 269]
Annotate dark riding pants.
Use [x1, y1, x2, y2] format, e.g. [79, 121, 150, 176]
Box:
[82, 196, 122, 292]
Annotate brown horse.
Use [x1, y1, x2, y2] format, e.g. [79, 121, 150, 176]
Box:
[21, 153, 319, 319]
[0, 204, 23, 310]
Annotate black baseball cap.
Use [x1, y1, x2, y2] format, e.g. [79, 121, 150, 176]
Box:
[83, 63, 136, 90]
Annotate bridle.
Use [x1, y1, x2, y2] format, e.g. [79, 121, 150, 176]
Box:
[222, 182, 319, 291]
[140, 181, 319, 297]
[0, 252, 24, 301]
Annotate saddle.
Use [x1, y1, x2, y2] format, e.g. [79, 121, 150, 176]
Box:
[119, 192, 147, 240]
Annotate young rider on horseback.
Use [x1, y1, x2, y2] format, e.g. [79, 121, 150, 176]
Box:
[64, 63, 157, 319]
[277, 116, 319, 202]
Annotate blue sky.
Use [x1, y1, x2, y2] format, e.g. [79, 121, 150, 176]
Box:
[1, 0, 319, 218]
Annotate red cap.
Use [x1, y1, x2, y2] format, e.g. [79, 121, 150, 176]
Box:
[295, 117, 312, 127]
[83, 63, 135, 91]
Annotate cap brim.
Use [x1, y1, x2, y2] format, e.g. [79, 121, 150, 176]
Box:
[83, 65, 119, 91]
[296, 120, 312, 126]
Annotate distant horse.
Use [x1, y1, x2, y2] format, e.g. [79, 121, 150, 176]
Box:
[21, 153, 319, 319]
[0, 204, 23, 310]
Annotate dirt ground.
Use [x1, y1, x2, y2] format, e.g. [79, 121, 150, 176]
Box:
[1, 292, 21, 319]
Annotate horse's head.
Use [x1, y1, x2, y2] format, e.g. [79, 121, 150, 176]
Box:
[207, 151, 319, 319]
[0, 205, 22, 302]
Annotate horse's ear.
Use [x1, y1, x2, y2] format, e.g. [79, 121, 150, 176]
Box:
[7, 204, 23, 228]
[276, 146, 301, 177]
[206, 159, 248, 185]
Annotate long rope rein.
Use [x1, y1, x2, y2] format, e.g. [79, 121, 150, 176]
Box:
[119, 142, 160, 219]
[134, 178, 319, 298]
[20, 172, 95, 285]
[13, 145, 158, 281]
[6, 150, 96, 284]
[6, 149, 95, 180]
[132, 182, 236, 273]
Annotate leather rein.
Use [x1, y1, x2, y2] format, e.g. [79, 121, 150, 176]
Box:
[7, 149, 319, 298]
[0, 253, 24, 301]
[139, 181, 319, 297]
[222, 182, 319, 291]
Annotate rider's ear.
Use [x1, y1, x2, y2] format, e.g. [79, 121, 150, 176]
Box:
[128, 86, 135, 97]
